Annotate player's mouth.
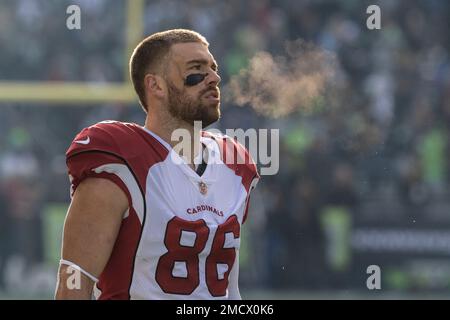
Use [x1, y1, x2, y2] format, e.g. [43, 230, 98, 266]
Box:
[203, 90, 220, 102]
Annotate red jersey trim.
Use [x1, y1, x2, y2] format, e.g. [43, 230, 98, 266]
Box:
[67, 150, 147, 300]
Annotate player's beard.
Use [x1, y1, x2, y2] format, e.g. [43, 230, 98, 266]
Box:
[166, 80, 220, 128]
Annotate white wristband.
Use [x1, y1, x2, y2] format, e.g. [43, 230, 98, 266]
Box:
[60, 259, 99, 283]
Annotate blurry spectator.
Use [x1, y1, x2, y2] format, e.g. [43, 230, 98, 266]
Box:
[327, 163, 358, 207]
[0, 127, 44, 272]
[0, 188, 10, 290]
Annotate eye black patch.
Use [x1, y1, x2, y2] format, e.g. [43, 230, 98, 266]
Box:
[185, 73, 207, 86]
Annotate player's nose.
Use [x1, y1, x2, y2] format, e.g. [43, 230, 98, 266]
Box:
[207, 71, 221, 86]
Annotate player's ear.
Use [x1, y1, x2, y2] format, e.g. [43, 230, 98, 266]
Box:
[144, 74, 165, 99]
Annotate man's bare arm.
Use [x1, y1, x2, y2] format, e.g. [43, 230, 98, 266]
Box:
[55, 177, 128, 299]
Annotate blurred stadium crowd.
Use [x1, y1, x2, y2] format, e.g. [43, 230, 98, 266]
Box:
[1, 0, 450, 297]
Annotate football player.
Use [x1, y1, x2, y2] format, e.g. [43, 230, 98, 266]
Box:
[55, 29, 259, 300]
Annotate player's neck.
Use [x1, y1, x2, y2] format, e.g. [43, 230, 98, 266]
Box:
[145, 115, 202, 169]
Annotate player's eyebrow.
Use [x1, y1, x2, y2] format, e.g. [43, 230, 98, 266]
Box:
[186, 59, 219, 70]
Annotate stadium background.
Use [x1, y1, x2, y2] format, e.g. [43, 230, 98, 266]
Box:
[1, 0, 450, 299]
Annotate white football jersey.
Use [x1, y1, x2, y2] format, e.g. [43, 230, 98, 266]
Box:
[66, 121, 259, 300]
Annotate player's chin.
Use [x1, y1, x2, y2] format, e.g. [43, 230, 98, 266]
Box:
[200, 106, 220, 127]
[208, 102, 220, 117]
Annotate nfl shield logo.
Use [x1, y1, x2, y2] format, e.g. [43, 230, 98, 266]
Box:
[199, 181, 208, 195]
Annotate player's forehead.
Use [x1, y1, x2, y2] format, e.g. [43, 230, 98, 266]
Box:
[169, 42, 217, 68]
